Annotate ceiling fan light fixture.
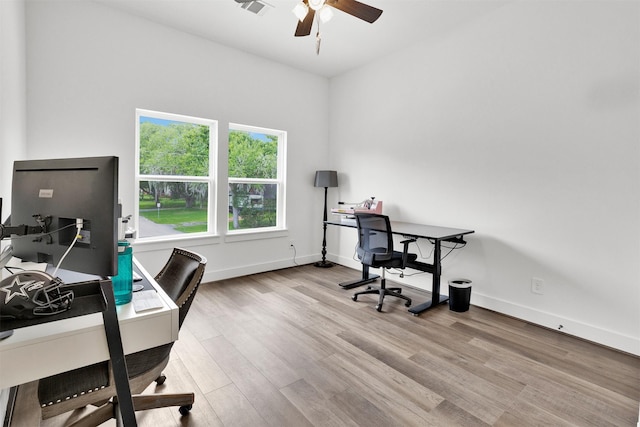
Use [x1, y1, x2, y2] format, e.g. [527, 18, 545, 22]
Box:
[292, 2, 309, 22]
[308, 0, 325, 11]
[318, 5, 333, 23]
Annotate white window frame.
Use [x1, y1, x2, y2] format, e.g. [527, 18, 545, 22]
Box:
[135, 109, 218, 241]
[227, 123, 287, 234]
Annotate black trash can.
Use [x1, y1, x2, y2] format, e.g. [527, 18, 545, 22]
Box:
[448, 279, 472, 312]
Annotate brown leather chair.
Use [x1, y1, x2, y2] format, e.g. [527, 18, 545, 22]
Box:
[13, 248, 206, 426]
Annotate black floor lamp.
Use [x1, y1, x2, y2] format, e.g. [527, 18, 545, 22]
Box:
[314, 170, 338, 268]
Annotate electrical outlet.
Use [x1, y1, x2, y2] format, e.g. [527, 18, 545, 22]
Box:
[531, 277, 544, 295]
[289, 239, 295, 249]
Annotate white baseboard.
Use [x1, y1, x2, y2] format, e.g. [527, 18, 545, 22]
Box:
[331, 256, 640, 356]
[471, 293, 640, 356]
[201, 254, 318, 283]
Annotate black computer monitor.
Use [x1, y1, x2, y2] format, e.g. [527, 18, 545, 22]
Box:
[10, 156, 119, 277]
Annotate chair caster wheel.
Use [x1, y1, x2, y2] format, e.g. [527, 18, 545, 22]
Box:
[179, 404, 193, 416]
[155, 374, 166, 385]
[375, 304, 382, 312]
[352, 295, 357, 301]
[405, 301, 412, 307]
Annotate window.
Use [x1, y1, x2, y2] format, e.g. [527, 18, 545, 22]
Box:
[228, 124, 286, 232]
[136, 109, 217, 239]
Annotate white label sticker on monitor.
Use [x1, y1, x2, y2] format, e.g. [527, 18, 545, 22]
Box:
[39, 189, 54, 198]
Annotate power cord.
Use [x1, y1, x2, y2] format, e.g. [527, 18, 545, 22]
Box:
[440, 242, 465, 261]
[52, 219, 84, 277]
[7, 222, 77, 242]
[413, 239, 435, 260]
[290, 243, 299, 266]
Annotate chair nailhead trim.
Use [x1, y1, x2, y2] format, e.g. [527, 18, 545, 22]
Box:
[40, 385, 108, 407]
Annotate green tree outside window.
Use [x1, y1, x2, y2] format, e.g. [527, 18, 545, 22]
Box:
[228, 130, 279, 230]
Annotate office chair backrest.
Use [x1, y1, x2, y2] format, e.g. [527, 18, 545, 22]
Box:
[355, 213, 394, 265]
[154, 247, 207, 328]
[125, 248, 206, 378]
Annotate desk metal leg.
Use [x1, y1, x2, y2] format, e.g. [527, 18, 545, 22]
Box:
[100, 280, 137, 427]
[408, 240, 448, 316]
[339, 264, 379, 289]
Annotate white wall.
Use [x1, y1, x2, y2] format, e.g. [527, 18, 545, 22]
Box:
[329, 1, 640, 354]
[0, 0, 27, 219]
[23, 0, 330, 278]
[15, 0, 640, 354]
[0, 0, 27, 421]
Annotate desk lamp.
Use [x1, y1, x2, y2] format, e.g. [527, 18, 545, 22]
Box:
[314, 170, 338, 268]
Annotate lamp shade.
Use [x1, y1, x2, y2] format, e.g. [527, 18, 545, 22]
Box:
[314, 170, 338, 188]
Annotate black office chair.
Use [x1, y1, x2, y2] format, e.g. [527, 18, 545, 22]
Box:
[351, 213, 417, 312]
[16, 248, 207, 426]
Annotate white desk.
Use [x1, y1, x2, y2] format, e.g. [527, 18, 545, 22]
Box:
[0, 259, 178, 390]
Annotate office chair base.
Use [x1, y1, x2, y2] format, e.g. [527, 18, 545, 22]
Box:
[352, 281, 412, 312]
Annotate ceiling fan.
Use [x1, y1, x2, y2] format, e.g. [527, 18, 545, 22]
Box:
[235, 0, 383, 54]
[291, 0, 383, 37]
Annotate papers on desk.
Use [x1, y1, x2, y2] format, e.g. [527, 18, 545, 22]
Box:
[5, 256, 47, 273]
[339, 216, 356, 226]
[132, 290, 164, 312]
[331, 213, 356, 226]
[331, 208, 355, 215]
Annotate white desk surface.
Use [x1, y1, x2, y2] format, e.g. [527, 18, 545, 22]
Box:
[0, 259, 178, 389]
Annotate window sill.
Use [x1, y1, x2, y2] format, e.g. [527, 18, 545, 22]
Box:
[132, 233, 221, 252]
[131, 228, 290, 252]
[224, 228, 289, 243]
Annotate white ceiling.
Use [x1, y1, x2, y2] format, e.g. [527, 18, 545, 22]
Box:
[95, 0, 511, 78]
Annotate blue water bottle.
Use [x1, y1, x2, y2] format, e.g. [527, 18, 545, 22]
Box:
[112, 241, 133, 305]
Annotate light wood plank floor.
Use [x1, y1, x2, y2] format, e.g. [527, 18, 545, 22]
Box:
[42, 264, 639, 426]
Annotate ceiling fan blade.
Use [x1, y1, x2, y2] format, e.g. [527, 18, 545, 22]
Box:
[326, 0, 383, 23]
[295, 9, 316, 37]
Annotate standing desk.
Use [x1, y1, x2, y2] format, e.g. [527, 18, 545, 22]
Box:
[0, 259, 178, 426]
[326, 220, 474, 315]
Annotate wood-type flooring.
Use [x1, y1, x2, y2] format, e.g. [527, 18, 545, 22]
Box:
[41, 264, 640, 426]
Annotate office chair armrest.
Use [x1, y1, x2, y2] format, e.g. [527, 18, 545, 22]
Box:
[400, 238, 417, 267]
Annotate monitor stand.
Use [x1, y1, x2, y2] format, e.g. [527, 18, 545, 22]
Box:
[0, 330, 14, 340]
